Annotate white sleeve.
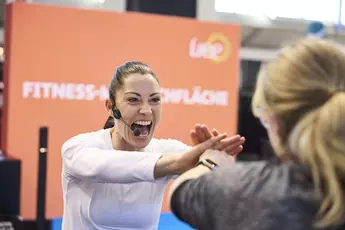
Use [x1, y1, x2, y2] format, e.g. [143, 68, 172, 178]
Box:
[61, 135, 163, 184]
[153, 138, 192, 180]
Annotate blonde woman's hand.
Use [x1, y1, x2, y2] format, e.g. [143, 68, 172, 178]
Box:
[200, 149, 235, 167]
[174, 133, 229, 174]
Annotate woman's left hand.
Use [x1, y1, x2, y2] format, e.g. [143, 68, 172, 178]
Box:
[190, 124, 245, 157]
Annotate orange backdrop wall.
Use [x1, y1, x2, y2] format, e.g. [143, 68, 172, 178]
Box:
[2, 2, 240, 219]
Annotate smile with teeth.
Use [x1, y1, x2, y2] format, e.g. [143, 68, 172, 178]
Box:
[131, 120, 153, 137]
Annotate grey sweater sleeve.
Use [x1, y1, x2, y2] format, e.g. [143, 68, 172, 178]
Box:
[170, 162, 260, 229]
[170, 161, 318, 230]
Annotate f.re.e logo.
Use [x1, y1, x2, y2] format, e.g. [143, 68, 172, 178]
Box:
[189, 32, 231, 63]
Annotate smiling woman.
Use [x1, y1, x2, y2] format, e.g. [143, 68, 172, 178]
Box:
[60, 61, 245, 230]
[103, 62, 162, 149]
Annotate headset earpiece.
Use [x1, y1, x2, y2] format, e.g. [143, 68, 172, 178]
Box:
[112, 108, 139, 136]
[112, 109, 122, 120]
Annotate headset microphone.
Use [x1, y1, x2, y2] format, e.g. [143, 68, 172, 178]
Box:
[112, 109, 141, 137]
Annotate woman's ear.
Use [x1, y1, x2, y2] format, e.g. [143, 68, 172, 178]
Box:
[270, 113, 280, 135]
[105, 99, 113, 116]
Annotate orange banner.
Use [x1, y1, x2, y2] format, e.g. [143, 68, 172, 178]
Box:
[2, 2, 240, 219]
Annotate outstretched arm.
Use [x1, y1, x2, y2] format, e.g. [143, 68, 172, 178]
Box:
[62, 136, 163, 183]
[62, 133, 228, 184]
[167, 149, 235, 229]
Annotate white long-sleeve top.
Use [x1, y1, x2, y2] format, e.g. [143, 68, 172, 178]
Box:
[61, 128, 191, 230]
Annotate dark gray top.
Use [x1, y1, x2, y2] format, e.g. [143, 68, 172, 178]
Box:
[171, 160, 345, 230]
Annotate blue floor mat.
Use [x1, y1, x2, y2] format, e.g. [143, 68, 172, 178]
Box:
[158, 213, 194, 230]
[51, 213, 194, 230]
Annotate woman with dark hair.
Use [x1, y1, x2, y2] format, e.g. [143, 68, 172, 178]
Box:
[61, 61, 245, 230]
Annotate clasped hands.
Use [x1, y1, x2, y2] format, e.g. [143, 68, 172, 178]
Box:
[191, 124, 245, 160]
[175, 124, 245, 174]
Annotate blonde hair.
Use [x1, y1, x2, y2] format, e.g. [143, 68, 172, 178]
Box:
[252, 39, 345, 228]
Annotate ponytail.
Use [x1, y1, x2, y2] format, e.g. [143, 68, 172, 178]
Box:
[287, 93, 345, 228]
[103, 116, 114, 129]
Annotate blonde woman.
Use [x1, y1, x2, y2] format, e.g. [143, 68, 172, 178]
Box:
[168, 39, 345, 230]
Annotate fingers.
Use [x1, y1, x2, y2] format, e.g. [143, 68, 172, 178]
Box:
[225, 145, 243, 156]
[213, 135, 241, 150]
[214, 136, 245, 155]
[201, 124, 212, 140]
[190, 130, 199, 146]
[228, 145, 243, 162]
[212, 128, 219, 137]
[195, 124, 205, 143]
[190, 124, 245, 157]
[191, 124, 212, 146]
[193, 132, 227, 154]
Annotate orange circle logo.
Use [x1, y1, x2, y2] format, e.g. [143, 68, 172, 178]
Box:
[207, 33, 231, 63]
